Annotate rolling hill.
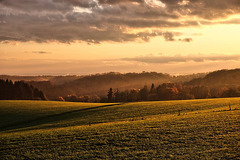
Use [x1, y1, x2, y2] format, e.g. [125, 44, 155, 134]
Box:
[26, 72, 204, 99]
[0, 98, 240, 159]
[187, 68, 240, 87]
[2, 69, 240, 100]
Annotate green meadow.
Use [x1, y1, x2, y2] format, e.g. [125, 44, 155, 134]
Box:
[0, 98, 240, 159]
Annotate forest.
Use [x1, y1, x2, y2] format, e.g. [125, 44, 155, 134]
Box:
[63, 82, 240, 103]
[1, 72, 205, 100]
[104, 83, 240, 102]
[60, 69, 240, 102]
[1, 69, 240, 102]
[0, 79, 47, 100]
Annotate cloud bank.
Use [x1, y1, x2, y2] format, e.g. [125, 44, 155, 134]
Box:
[122, 54, 240, 63]
[0, 0, 240, 43]
[1, 54, 240, 75]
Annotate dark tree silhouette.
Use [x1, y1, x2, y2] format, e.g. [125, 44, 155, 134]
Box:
[139, 85, 148, 101]
[107, 88, 113, 102]
[114, 88, 121, 102]
[128, 89, 139, 102]
[102, 81, 240, 103]
[0, 79, 47, 100]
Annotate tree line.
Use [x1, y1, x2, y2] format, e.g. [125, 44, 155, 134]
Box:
[2, 78, 240, 103]
[58, 83, 240, 103]
[105, 83, 240, 102]
[0, 79, 47, 100]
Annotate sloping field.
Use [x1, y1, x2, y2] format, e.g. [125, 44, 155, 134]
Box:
[0, 98, 240, 159]
[0, 100, 113, 131]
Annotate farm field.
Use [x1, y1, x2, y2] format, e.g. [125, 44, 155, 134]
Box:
[0, 98, 240, 159]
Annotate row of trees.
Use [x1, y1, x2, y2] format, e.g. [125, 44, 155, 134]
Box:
[106, 83, 240, 102]
[0, 79, 47, 100]
[59, 83, 240, 103]
[61, 95, 100, 103]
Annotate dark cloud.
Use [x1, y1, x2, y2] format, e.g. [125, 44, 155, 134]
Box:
[0, 36, 22, 41]
[179, 38, 193, 42]
[187, 0, 240, 19]
[163, 32, 175, 41]
[32, 51, 51, 54]
[0, 0, 71, 12]
[0, 0, 239, 43]
[0, 12, 180, 43]
[56, 0, 98, 8]
[122, 54, 240, 64]
[98, 0, 144, 4]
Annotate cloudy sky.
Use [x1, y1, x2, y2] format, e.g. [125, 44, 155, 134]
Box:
[1, 0, 240, 75]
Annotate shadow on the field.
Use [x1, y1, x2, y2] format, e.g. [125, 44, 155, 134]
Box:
[0, 103, 124, 132]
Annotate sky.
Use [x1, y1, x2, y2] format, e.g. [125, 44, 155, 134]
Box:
[1, 0, 240, 75]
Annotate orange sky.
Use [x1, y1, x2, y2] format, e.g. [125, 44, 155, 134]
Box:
[1, 0, 240, 75]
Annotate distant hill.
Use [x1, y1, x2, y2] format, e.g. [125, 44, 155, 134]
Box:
[26, 72, 203, 99]
[1, 72, 205, 100]
[0, 75, 81, 85]
[187, 69, 240, 87]
[27, 72, 172, 99]
[1, 69, 240, 101]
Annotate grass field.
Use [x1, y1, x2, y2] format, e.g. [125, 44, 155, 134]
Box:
[0, 98, 240, 159]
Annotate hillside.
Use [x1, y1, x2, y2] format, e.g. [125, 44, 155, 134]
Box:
[26, 72, 204, 100]
[187, 69, 240, 87]
[0, 75, 81, 85]
[0, 99, 240, 159]
[27, 72, 173, 99]
[2, 69, 240, 100]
